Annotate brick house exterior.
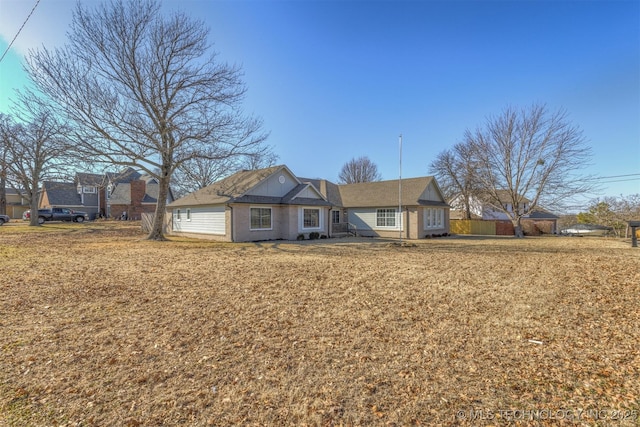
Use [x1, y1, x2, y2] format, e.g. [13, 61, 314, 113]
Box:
[39, 168, 173, 220]
[108, 177, 166, 220]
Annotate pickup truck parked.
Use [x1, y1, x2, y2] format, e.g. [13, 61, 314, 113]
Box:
[31, 208, 89, 224]
[0, 214, 9, 225]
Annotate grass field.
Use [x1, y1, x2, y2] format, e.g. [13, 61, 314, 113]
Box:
[1, 222, 638, 426]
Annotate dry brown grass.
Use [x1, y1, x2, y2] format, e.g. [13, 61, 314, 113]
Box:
[1, 222, 639, 426]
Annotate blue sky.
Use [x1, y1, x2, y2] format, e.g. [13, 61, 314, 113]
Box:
[1, 0, 639, 201]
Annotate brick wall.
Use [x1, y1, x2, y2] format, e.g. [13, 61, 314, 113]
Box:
[110, 180, 156, 220]
[125, 180, 145, 220]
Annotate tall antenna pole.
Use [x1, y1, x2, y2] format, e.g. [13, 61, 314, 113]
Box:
[399, 134, 403, 242]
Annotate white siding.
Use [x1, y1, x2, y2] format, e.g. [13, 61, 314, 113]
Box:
[173, 206, 225, 235]
[348, 207, 402, 231]
[482, 207, 510, 220]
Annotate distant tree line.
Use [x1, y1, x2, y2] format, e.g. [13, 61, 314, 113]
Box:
[576, 195, 640, 237]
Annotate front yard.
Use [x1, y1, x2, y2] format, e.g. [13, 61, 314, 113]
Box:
[1, 223, 638, 425]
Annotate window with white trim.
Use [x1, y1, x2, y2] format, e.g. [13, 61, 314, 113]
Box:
[186, 208, 191, 221]
[251, 207, 272, 230]
[424, 208, 444, 229]
[331, 210, 340, 224]
[83, 186, 96, 193]
[303, 208, 320, 228]
[376, 208, 396, 227]
[176, 209, 181, 221]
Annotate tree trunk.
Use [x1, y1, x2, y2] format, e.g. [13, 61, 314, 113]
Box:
[0, 173, 6, 216]
[463, 197, 472, 220]
[146, 173, 170, 241]
[512, 216, 524, 238]
[28, 191, 40, 227]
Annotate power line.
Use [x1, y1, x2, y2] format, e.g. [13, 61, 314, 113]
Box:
[0, 0, 42, 64]
[598, 177, 640, 184]
[590, 173, 640, 181]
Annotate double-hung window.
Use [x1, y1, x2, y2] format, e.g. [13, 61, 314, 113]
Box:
[376, 208, 396, 227]
[303, 208, 320, 228]
[251, 207, 272, 230]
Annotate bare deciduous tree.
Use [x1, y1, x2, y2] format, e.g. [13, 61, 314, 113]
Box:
[26, 0, 269, 240]
[338, 156, 382, 184]
[0, 101, 71, 226]
[465, 104, 595, 237]
[171, 147, 278, 198]
[429, 142, 478, 219]
[0, 142, 7, 216]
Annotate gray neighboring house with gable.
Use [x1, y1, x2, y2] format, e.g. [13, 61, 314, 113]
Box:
[39, 168, 174, 220]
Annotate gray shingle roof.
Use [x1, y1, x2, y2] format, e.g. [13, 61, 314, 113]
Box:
[5, 188, 26, 196]
[106, 167, 141, 184]
[170, 167, 447, 209]
[42, 181, 81, 205]
[76, 173, 104, 186]
[337, 177, 443, 208]
[168, 166, 284, 207]
[169, 166, 332, 208]
[527, 209, 559, 219]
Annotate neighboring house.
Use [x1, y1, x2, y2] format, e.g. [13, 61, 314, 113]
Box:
[102, 167, 141, 218]
[39, 168, 174, 220]
[108, 174, 171, 220]
[2, 188, 29, 219]
[75, 172, 105, 218]
[40, 181, 93, 216]
[167, 165, 450, 242]
[480, 191, 534, 221]
[448, 193, 483, 220]
[450, 192, 559, 234]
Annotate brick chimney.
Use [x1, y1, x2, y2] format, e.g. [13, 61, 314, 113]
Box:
[130, 179, 146, 219]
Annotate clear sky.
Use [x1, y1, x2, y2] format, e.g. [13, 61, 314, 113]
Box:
[1, 0, 639, 202]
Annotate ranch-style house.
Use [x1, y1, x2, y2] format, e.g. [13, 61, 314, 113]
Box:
[167, 165, 450, 242]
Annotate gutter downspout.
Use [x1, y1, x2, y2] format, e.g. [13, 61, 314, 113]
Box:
[229, 204, 234, 242]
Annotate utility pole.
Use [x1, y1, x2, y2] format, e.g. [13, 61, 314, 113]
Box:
[399, 134, 402, 243]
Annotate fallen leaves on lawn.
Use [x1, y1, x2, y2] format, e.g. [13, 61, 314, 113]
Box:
[0, 223, 638, 426]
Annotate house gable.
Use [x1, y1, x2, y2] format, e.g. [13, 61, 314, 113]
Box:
[244, 166, 299, 198]
[282, 183, 326, 203]
[40, 181, 82, 207]
[293, 184, 322, 200]
[418, 180, 447, 203]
